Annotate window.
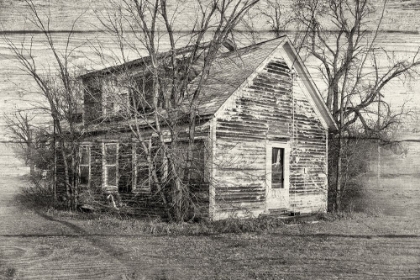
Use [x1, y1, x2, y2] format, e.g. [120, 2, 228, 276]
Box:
[104, 143, 118, 189]
[132, 139, 207, 193]
[104, 93, 115, 116]
[103, 79, 129, 117]
[79, 145, 91, 186]
[114, 91, 128, 114]
[172, 141, 206, 183]
[271, 147, 284, 189]
[133, 143, 151, 192]
[266, 143, 290, 210]
[132, 140, 166, 193]
[190, 141, 206, 183]
[84, 82, 102, 123]
[130, 75, 165, 114]
[150, 138, 167, 184]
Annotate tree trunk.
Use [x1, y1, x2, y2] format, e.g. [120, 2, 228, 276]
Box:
[55, 119, 71, 209]
[59, 142, 71, 209]
[28, 129, 35, 176]
[71, 145, 78, 211]
[334, 133, 343, 212]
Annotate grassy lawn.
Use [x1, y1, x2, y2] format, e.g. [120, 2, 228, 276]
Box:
[3, 172, 420, 279]
[58, 174, 420, 279]
[39, 209, 418, 279]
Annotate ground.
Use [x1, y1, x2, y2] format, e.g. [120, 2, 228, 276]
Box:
[1, 162, 420, 279]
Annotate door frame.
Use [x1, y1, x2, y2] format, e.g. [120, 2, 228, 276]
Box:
[265, 141, 290, 212]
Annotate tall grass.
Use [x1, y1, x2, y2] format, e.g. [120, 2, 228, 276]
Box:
[16, 175, 365, 236]
[79, 214, 299, 236]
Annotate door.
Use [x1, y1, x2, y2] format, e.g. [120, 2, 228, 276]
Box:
[266, 142, 290, 211]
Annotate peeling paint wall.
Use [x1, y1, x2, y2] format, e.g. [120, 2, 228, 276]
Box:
[213, 57, 328, 219]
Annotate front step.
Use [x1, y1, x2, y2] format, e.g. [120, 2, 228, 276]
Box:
[260, 208, 290, 218]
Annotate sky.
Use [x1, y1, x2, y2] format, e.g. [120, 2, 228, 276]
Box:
[1, 0, 420, 141]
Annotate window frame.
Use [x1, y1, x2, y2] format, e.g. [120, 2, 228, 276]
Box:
[102, 142, 119, 191]
[131, 138, 208, 192]
[102, 78, 130, 117]
[79, 144, 91, 187]
[174, 140, 207, 184]
[266, 142, 290, 191]
[132, 142, 151, 192]
[150, 137, 169, 185]
[271, 147, 285, 189]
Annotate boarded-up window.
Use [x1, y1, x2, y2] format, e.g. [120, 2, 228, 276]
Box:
[104, 143, 118, 188]
[272, 147, 284, 189]
[79, 145, 90, 186]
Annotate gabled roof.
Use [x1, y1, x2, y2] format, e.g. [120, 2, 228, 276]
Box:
[192, 37, 286, 117]
[193, 36, 337, 130]
[79, 43, 210, 80]
[81, 36, 337, 132]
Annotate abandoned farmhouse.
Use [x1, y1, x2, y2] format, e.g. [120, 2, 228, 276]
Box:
[69, 36, 337, 220]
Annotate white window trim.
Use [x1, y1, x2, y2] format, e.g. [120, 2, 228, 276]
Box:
[79, 144, 91, 187]
[102, 143, 119, 191]
[265, 142, 290, 192]
[132, 142, 151, 192]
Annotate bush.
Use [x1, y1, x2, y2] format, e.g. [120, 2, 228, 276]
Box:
[210, 216, 286, 234]
[340, 182, 366, 213]
[16, 176, 56, 210]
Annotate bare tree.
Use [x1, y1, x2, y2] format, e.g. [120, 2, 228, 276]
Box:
[4, 111, 36, 175]
[89, 0, 260, 221]
[259, 0, 293, 38]
[4, 0, 86, 210]
[261, 0, 420, 210]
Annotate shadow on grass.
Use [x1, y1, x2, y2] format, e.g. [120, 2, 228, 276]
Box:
[34, 210, 131, 256]
[32, 210, 186, 280]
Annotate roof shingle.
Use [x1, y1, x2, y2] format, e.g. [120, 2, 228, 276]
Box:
[192, 37, 286, 116]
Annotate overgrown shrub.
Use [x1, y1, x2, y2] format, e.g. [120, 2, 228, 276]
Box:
[339, 182, 366, 212]
[16, 176, 55, 210]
